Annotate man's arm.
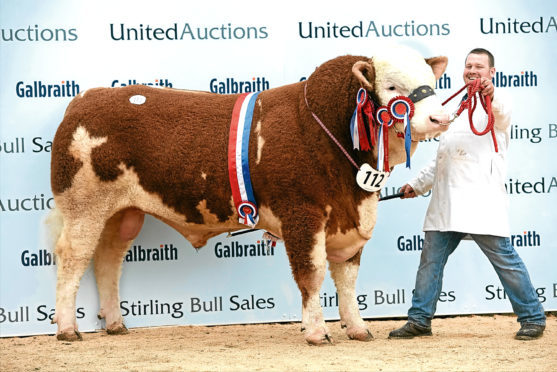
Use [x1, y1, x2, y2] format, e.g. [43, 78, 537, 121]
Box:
[491, 91, 512, 132]
[401, 158, 437, 198]
[481, 76, 512, 131]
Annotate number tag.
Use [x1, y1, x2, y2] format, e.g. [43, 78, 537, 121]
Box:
[129, 95, 146, 105]
[356, 163, 389, 192]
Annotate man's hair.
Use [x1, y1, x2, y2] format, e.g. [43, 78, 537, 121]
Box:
[467, 48, 495, 67]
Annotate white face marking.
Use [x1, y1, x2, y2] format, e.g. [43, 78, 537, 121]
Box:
[373, 45, 436, 105]
[201, 172, 207, 180]
[372, 45, 448, 139]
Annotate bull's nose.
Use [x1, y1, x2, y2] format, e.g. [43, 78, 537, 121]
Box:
[429, 114, 450, 126]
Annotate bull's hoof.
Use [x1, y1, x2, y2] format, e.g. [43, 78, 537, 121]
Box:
[348, 328, 374, 341]
[106, 323, 128, 335]
[305, 331, 334, 345]
[56, 329, 82, 342]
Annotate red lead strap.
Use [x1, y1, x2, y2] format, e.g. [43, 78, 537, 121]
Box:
[442, 79, 498, 152]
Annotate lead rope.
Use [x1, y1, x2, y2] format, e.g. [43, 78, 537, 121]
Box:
[442, 79, 498, 152]
[304, 83, 360, 169]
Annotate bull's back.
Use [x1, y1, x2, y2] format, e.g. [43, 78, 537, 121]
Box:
[51, 85, 239, 223]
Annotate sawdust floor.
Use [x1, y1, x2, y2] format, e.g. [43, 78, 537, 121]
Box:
[1, 314, 556, 371]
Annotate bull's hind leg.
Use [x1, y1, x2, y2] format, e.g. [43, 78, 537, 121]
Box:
[54, 218, 106, 341]
[282, 213, 331, 345]
[329, 250, 373, 341]
[94, 209, 144, 335]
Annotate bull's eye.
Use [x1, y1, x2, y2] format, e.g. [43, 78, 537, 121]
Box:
[388, 86, 396, 91]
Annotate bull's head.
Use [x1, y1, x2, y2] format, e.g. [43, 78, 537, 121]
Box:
[352, 45, 450, 142]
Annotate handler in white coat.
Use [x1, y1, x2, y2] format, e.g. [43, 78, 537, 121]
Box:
[389, 48, 546, 340]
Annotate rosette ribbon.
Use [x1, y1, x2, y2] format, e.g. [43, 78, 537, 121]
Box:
[389, 96, 415, 168]
[350, 86, 431, 169]
[350, 88, 374, 151]
[375, 106, 392, 172]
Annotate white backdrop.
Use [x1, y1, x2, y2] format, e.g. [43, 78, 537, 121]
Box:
[1, 0, 555, 337]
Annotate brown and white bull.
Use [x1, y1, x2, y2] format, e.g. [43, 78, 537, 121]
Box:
[50, 45, 449, 344]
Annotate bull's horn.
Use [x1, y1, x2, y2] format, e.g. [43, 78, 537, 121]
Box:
[352, 60, 374, 91]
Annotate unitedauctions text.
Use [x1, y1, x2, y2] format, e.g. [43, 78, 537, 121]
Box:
[110, 23, 268, 41]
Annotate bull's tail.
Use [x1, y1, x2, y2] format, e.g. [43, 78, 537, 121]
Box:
[44, 207, 64, 254]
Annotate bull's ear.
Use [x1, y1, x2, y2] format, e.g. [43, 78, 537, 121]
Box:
[425, 56, 448, 80]
[352, 60, 374, 91]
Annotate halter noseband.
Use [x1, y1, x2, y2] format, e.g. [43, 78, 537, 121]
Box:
[408, 85, 435, 104]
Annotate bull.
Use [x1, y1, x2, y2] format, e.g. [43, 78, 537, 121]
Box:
[50, 45, 449, 344]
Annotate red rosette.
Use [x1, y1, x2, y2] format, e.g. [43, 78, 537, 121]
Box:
[388, 96, 415, 123]
[375, 106, 393, 126]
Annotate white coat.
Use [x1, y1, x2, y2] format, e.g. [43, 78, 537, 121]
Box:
[409, 89, 512, 237]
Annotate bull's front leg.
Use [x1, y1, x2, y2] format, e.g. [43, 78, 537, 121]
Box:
[282, 212, 331, 345]
[329, 249, 373, 341]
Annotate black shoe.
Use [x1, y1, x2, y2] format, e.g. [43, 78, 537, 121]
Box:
[389, 322, 432, 339]
[515, 323, 545, 340]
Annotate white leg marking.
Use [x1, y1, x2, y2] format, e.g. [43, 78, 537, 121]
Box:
[330, 260, 372, 341]
[54, 215, 106, 341]
[302, 230, 331, 344]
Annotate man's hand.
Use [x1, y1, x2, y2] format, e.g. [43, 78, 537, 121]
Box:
[480, 77, 494, 99]
[400, 184, 417, 199]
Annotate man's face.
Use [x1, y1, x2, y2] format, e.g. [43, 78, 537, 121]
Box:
[463, 53, 495, 84]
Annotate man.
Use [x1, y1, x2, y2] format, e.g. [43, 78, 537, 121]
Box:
[389, 48, 546, 340]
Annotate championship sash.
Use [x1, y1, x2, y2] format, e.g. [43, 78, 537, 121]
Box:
[228, 92, 261, 227]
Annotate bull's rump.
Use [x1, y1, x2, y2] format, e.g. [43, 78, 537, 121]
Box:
[51, 85, 249, 223]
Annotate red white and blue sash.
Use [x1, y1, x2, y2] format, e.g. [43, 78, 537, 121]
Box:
[228, 92, 261, 227]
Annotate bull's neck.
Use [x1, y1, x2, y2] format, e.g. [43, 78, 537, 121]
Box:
[303, 55, 377, 169]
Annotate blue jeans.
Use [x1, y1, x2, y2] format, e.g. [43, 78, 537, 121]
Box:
[408, 231, 546, 328]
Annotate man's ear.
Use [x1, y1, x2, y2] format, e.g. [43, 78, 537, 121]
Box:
[489, 66, 496, 78]
[425, 56, 448, 80]
[352, 60, 375, 91]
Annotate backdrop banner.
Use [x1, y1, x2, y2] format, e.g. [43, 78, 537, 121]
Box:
[1, 0, 555, 337]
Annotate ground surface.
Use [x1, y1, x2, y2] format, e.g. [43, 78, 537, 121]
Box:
[1, 314, 555, 371]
